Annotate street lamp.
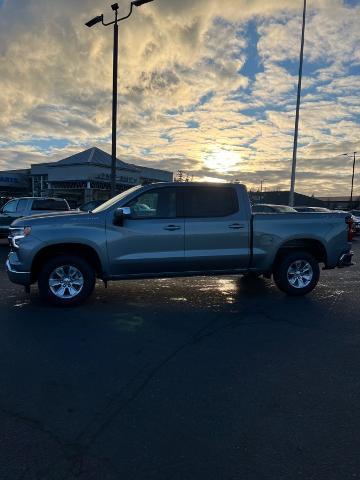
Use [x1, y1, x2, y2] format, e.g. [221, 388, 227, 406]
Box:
[289, 0, 307, 207]
[341, 151, 358, 208]
[85, 0, 154, 198]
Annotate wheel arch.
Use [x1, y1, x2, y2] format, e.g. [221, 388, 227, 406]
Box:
[273, 238, 327, 271]
[31, 243, 103, 283]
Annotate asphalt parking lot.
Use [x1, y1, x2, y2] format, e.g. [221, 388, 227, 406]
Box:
[0, 239, 359, 480]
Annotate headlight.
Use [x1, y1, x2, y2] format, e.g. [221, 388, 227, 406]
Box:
[8, 226, 32, 248]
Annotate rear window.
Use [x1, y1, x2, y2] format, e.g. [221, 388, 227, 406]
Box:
[184, 187, 238, 218]
[31, 199, 69, 211]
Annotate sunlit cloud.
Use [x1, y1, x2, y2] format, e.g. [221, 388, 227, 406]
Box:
[0, 0, 359, 195]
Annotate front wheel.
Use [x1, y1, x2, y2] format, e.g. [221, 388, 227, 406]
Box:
[273, 251, 320, 296]
[38, 255, 95, 306]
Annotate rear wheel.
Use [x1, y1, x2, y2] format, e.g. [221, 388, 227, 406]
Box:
[38, 255, 95, 306]
[273, 251, 320, 296]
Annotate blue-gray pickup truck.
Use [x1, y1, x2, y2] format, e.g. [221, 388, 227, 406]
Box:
[6, 183, 354, 305]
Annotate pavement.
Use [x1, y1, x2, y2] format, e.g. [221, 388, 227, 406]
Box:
[0, 238, 359, 480]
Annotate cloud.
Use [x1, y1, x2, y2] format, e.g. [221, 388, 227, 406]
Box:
[0, 0, 359, 195]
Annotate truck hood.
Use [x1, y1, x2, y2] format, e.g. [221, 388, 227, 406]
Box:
[11, 211, 92, 226]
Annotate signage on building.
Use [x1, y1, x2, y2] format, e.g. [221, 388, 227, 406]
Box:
[95, 173, 138, 185]
[0, 175, 28, 188]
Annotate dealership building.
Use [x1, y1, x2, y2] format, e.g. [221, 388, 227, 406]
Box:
[0, 147, 173, 205]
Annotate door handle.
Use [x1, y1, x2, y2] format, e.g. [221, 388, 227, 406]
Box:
[164, 225, 181, 231]
[228, 223, 245, 229]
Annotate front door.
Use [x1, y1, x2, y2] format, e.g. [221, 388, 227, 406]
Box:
[183, 186, 250, 271]
[106, 187, 185, 275]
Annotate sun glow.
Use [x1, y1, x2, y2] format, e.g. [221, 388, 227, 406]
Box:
[203, 148, 242, 174]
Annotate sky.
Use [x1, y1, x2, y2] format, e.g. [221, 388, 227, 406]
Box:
[0, 0, 359, 195]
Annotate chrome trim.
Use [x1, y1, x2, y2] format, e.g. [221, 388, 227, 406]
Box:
[10, 235, 24, 249]
[338, 252, 354, 267]
[8, 227, 30, 249]
[120, 207, 131, 216]
[5, 259, 30, 275]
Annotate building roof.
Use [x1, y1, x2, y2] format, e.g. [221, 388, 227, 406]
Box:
[53, 147, 140, 172]
[317, 196, 358, 202]
[249, 190, 325, 207]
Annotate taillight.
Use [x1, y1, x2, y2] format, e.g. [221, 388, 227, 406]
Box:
[346, 216, 354, 242]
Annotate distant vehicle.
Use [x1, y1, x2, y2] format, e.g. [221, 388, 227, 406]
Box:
[79, 200, 104, 212]
[349, 210, 360, 235]
[252, 204, 298, 213]
[0, 197, 70, 237]
[6, 183, 354, 305]
[132, 203, 156, 215]
[349, 210, 360, 217]
[295, 206, 332, 213]
[0, 197, 12, 208]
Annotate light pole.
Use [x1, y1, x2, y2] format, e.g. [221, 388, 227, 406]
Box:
[341, 152, 358, 208]
[85, 0, 154, 198]
[289, 0, 307, 207]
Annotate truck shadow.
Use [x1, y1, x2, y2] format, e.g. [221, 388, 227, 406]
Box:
[0, 237, 336, 333]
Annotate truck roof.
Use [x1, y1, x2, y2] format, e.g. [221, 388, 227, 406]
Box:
[146, 182, 246, 188]
[12, 197, 67, 201]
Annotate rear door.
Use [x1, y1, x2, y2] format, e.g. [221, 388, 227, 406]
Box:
[184, 186, 250, 271]
[106, 186, 185, 275]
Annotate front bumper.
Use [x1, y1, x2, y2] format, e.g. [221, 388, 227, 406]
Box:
[6, 257, 31, 286]
[338, 251, 354, 268]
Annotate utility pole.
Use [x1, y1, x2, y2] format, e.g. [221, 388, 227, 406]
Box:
[85, 0, 154, 199]
[289, 0, 307, 206]
[111, 13, 119, 198]
[341, 152, 358, 208]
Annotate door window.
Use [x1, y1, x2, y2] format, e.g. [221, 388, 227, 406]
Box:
[3, 200, 18, 214]
[184, 187, 238, 218]
[128, 188, 178, 219]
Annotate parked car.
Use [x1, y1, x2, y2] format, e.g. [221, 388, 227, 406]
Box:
[79, 200, 105, 212]
[252, 204, 298, 213]
[0, 197, 70, 237]
[349, 210, 360, 235]
[294, 206, 332, 213]
[6, 183, 353, 305]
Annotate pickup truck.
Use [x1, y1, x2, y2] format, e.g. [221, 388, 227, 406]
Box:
[6, 183, 354, 306]
[0, 197, 70, 238]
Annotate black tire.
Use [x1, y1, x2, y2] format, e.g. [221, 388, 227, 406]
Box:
[273, 251, 320, 296]
[38, 255, 96, 306]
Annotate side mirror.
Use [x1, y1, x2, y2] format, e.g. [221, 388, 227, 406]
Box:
[113, 207, 131, 226]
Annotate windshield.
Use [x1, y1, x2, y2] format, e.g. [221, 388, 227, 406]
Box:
[92, 186, 143, 213]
